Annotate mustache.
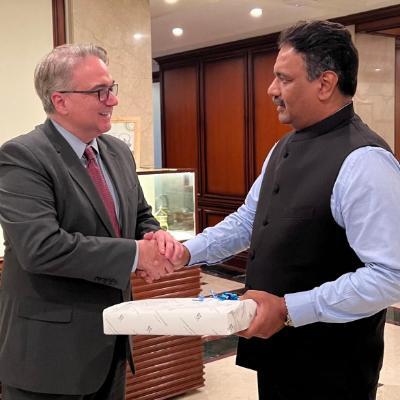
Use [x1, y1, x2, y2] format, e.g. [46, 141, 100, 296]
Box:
[272, 96, 285, 107]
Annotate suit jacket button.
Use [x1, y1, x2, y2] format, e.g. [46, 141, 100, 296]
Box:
[273, 183, 280, 194]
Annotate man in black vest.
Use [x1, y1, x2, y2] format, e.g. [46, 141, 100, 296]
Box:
[148, 20, 400, 399]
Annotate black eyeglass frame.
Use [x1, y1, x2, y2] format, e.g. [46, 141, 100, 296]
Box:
[58, 83, 118, 102]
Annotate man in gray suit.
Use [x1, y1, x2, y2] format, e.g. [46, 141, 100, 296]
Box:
[0, 44, 182, 399]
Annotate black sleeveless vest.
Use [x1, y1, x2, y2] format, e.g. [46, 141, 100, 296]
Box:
[236, 104, 391, 397]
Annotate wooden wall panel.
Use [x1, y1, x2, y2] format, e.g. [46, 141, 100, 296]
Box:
[202, 209, 226, 227]
[204, 58, 246, 197]
[252, 52, 292, 177]
[163, 67, 198, 169]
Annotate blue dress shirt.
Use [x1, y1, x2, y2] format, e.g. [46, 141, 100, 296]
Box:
[185, 145, 400, 327]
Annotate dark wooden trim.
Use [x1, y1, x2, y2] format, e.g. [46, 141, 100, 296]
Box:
[152, 71, 160, 83]
[197, 62, 204, 202]
[243, 51, 251, 193]
[160, 69, 166, 167]
[246, 49, 258, 187]
[332, 4, 400, 29]
[199, 195, 244, 210]
[155, 33, 279, 67]
[356, 15, 400, 33]
[52, 0, 66, 47]
[395, 42, 400, 160]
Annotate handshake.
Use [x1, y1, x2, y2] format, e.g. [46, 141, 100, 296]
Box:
[136, 230, 190, 283]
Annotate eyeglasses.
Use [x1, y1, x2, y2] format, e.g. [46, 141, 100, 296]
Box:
[58, 83, 118, 102]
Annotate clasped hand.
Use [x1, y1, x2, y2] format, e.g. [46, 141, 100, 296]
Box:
[136, 230, 190, 283]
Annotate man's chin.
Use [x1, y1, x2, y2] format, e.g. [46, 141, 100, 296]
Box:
[100, 123, 112, 134]
[278, 113, 291, 125]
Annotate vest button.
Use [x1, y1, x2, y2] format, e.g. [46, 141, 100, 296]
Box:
[273, 183, 280, 193]
[263, 218, 269, 226]
[284, 152, 289, 158]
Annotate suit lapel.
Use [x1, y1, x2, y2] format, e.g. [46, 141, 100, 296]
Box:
[41, 120, 116, 237]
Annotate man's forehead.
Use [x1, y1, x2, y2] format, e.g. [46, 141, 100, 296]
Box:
[274, 46, 304, 70]
[70, 56, 112, 85]
[72, 55, 107, 73]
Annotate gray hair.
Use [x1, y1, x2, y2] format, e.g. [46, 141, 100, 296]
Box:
[34, 44, 108, 114]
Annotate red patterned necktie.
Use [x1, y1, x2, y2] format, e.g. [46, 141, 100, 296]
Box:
[84, 145, 121, 237]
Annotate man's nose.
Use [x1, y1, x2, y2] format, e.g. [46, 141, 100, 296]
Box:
[107, 92, 118, 106]
[267, 78, 278, 97]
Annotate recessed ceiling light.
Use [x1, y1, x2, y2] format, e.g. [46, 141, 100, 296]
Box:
[165, 0, 178, 4]
[250, 8, 263, 17]
[172, 27, 183, 37]
[133, 33, 143, 40]
[374, 68, 382, 72]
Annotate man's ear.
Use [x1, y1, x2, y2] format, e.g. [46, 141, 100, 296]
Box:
[318, 71, 338, 101]
[51, 92, 69, 115]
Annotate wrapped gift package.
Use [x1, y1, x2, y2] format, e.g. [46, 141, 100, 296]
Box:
[103, 297, 257, 336]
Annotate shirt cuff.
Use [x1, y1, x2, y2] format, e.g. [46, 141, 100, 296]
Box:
[132, 240, 139, 272]
[184, 236, 209, 266]
[284, 289, 319, 327]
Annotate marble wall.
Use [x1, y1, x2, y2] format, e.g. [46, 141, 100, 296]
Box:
[354, 33, 395, 150]
[68, 0, 154, 168]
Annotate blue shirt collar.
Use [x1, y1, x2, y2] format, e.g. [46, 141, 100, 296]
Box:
[50, 119, 99, 159]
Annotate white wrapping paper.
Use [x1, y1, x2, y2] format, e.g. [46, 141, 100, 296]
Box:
[103, 298, 257, 336]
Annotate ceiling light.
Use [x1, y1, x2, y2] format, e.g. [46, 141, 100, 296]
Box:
[165, 0, 178, 4]
[374, 68, 382, 72]
[250, 8, 263, 17]
[133, 33, 143, 40]
[172, 27, 183, 37]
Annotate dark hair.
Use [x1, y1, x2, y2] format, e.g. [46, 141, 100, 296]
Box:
[278, 20, 358, 97]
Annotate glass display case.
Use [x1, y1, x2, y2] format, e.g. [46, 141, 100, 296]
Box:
[138, 169, 196, 241]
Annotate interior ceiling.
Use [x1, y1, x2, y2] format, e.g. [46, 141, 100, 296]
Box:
[150, 0, 400, 58]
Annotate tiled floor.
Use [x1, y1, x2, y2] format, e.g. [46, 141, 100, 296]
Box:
[200, 272, 244, 296]
[175, 269, 400, 400]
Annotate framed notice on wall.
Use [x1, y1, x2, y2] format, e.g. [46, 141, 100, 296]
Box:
[108, 117, 141, 167]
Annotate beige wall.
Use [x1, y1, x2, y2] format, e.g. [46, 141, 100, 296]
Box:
[68, 0, 154, 168]
[0, 0, 52, 145]
[0, 0, 53, 257]
[354, 33, 396, 150]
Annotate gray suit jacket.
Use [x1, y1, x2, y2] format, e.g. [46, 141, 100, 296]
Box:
[0, 119, 159, 394]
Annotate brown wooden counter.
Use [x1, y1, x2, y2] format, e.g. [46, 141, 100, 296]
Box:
[128, 269, 205, 399]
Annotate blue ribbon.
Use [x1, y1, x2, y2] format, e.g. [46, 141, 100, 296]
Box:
[193, 291, 239, 301]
